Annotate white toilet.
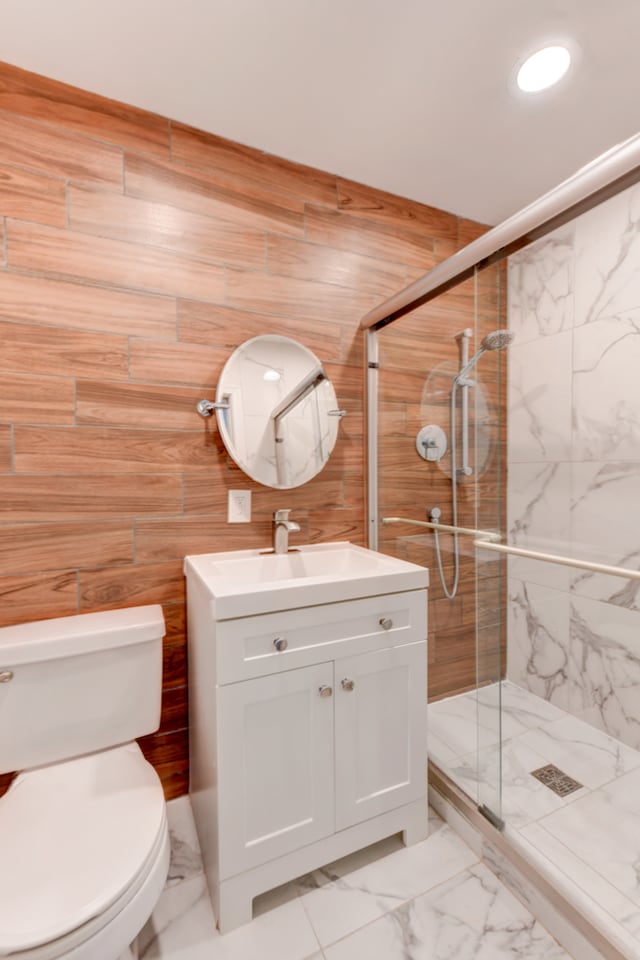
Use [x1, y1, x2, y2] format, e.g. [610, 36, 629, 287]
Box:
[0, 605, 170, 960]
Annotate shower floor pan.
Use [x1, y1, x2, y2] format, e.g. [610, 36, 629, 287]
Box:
[429, 680, 640, 960]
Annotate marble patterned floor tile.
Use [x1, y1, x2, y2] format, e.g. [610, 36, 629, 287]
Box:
[428, 690, 488, 757]
[517, 712, 640, 791]
[495, 678, 566, 727]
[451, 721, 595, 831]
[428, 686, 525, 759]
[431, 683, 640, 954]
[300, 823, 478, 948]
[533, 766, 640, 908]
[141, 876, 321, 960]
[516, 822, 640, 959]
[138, 875, 216, 959]
[323, 863, 571, 959]
[516, 821, 640, 927]
[428, 727, 463, 764]
[165, 796, 203, 886]
[429, 681, 565, 766]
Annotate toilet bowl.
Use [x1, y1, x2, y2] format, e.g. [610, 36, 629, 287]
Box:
[0, 606, 170, 960]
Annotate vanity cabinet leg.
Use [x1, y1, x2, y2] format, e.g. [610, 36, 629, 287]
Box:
[401, 805, 429, 847]
[216, 879, 254, 934]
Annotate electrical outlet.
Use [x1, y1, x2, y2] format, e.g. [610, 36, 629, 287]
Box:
[227, 490, 251, 523]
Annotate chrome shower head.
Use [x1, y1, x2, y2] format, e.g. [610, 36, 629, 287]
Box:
[454, 329, 514, 383]
[480, 329, 515, 351]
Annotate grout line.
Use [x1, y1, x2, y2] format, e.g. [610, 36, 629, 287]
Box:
[299, 894, 325, 956]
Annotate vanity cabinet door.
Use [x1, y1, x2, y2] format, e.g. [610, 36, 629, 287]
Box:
[217, 662, 335, 878]
[334, 642, 427, 830]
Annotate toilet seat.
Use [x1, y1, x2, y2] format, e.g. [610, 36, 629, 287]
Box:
[0, 742, 168, 959]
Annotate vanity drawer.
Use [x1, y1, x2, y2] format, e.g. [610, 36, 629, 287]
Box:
[215, 589, 427, 684]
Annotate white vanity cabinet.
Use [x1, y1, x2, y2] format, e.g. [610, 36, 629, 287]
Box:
[185, 545, 428, 933]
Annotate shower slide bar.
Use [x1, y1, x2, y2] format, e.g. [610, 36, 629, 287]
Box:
[381, 517, 640, 581]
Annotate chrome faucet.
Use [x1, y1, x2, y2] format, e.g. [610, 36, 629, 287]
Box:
[273, 510, 300, 554]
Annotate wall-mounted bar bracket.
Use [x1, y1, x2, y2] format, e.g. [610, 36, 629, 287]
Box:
[196, 398, 230, 417]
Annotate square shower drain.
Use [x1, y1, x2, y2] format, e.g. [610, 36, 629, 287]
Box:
[530, 763, 583, 797]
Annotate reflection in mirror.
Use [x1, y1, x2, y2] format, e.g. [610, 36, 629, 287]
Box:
[215, 335, 341, 489]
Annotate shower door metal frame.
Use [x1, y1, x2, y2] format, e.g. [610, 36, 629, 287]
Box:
[364, 133, 640, 828]
[364, 131, 640, 550]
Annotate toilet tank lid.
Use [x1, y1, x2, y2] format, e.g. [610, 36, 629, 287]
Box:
[0, 605, 166, 666]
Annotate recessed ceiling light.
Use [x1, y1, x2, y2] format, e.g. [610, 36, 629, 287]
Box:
[516, 45, 571, 92]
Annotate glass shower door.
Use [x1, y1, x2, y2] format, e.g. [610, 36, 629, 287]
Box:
[373, 263, 507, 825]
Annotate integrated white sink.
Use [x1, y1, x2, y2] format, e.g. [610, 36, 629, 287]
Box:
[184, 541, 428, 618]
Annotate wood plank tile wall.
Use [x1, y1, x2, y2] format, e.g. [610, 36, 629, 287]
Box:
[377, 261, 508, 700]
[0, 60, 492, 800]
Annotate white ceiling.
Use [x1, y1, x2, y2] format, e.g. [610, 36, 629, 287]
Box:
[1, 0, 639, 224]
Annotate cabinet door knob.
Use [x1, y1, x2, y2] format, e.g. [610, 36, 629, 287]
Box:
[341, 678, 355, 692]
[0, 669, 13, 683]
[318, 685, 333, 698]
[273, 637, 288, 652]
[379, 617, 393, 630]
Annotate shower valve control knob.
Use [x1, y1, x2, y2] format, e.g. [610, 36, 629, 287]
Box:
[416, 425, 447, 463]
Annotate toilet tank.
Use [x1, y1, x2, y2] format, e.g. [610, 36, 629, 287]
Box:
[0, 605, 165, 774]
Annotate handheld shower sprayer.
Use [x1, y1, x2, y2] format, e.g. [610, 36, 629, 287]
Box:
[454, 329, 515, 384]
[432, 328, 514, 600]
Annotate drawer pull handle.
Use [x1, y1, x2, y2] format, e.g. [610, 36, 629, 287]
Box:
[341, 678, 355, 692]
[273, 637, 288, 652]
[0, 669, 13, 683]
[379, 617, 393, 630]
[318, 685, 333, 698]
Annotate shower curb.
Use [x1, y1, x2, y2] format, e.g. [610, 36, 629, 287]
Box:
[429, 761, 632, 960]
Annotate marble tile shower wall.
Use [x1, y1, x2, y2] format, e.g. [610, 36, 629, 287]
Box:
[506, 181, 640, 749]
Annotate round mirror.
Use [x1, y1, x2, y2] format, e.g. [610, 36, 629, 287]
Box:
[215, 335, 340, 489]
